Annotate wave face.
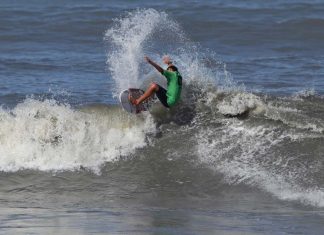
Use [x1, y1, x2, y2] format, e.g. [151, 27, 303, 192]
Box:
[196, 94, 324, 207]
[1, 8, 324, 210]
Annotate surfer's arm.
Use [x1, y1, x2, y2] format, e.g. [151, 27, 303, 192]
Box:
[145, 56, 163, 73]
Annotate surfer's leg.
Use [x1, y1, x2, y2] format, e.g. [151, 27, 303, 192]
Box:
[131, 83, 159, 105]
[155, 85, 169, 108]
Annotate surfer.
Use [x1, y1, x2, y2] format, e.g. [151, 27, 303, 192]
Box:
[129, 55, 182, 108]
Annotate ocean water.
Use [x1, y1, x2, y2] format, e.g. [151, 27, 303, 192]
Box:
[1, 0, 324, 234]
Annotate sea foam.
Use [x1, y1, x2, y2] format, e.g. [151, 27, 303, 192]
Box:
[0, 99, 155, 173]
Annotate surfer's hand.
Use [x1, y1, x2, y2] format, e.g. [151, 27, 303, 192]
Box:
[144, 56, 151, 63]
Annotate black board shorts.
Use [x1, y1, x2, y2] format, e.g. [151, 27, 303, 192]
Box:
[156, 85, 169, 108]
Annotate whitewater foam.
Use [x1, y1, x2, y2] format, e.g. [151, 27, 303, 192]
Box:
[0, 99, 155, 173]
[196, 118, 324, 207]
[264, 102, 324, 133]
[293, 88, 316, 100]
[216, 92, 265, 116]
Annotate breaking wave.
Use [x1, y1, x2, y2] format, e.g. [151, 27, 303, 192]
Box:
[1, 9, 324, 208]
[0, 99, 155, 173]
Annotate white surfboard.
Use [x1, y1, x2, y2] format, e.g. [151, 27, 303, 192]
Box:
[119, 88, 150, 114]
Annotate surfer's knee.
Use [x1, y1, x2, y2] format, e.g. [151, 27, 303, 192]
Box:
[150, 82, 159, 91]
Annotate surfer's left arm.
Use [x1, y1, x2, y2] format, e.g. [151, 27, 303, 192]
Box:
[145, 56, 163, 73]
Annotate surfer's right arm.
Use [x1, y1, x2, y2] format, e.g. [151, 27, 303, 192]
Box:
[145, 56, 163, 73]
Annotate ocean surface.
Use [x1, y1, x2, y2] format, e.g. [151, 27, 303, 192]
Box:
[1, 0, 324, 234]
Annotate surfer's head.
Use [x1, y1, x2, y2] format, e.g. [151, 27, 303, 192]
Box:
[163, 55, 177, 71]
[167, 65, 178, 72]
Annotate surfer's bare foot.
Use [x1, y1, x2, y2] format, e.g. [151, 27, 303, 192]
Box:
[128, 94, 139, 105]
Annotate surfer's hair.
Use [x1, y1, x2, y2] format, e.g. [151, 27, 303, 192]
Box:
[167, 65, 178, 72]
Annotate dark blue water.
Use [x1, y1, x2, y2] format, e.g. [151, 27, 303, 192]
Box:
[1, 0, 324, 107]
[1, 1, 324, 234]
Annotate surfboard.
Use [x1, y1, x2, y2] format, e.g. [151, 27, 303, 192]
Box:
[119, 88, 150, 114]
